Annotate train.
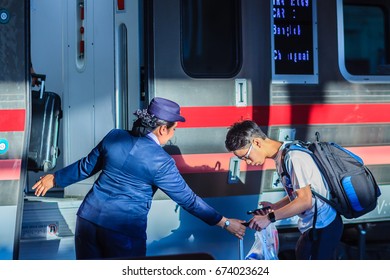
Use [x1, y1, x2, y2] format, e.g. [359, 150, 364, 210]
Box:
[1, 0, 390, 260]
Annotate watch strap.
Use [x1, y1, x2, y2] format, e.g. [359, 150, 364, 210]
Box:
[267, 212, 276, 223]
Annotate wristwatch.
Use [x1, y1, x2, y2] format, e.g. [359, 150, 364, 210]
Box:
[224, 219, 230, 229]
[267, 212, 276, 223]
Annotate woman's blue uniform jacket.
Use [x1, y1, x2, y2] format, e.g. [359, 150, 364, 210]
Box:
[54, 129, 222, 239]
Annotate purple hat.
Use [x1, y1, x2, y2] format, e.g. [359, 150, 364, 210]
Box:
[147, 97, 186, 122]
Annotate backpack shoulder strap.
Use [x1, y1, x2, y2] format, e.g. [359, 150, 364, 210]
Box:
[281, 141, 311, 178]
[280, 144, 291, 179]
[280, 141, 319, 240]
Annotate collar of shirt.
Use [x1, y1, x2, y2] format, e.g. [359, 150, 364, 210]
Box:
[275, 141, 289, 161]
[146, 132, 160, 145]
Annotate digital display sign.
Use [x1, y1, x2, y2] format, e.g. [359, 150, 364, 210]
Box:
[272, 0, 318, 83]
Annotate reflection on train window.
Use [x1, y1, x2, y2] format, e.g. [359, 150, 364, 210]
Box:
[180, 0, 241, 78]
[343, 5, 389, 75]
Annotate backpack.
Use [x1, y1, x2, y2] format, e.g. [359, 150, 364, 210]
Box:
[281, 132, 381, 219]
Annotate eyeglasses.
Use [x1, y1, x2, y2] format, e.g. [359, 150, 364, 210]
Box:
[238, 143, 253, 160]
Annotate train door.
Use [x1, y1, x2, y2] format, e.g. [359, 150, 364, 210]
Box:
[61, 0, 141, 197]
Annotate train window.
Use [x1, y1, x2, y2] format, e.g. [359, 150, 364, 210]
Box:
[338, 0, 390, 82]
[271, 0, 319, 84]
[180, 0, 241, 78]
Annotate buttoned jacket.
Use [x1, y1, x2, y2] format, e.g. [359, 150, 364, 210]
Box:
[55, 129, 222, 239]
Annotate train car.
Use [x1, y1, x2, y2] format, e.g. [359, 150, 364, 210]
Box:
[1, 0, 389, 260]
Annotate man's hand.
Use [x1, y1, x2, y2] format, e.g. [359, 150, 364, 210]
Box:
[248, 214, 271, 231]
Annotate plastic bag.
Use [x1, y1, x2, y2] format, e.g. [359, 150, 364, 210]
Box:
[245, 223, 279, 260]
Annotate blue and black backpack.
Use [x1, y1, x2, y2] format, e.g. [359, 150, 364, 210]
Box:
[281, 132, 381, 219]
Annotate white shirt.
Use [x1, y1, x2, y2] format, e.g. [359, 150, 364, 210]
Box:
[147, 132, 160, 145]
[274, 142, 337, 233]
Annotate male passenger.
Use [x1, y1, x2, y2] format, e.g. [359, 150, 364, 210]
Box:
[225, 120, 343, 259]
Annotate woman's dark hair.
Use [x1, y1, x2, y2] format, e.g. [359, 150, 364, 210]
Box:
[225, 120, 267, 151]
[131, 109, 175, 137]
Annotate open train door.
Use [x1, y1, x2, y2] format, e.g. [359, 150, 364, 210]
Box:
[0, 0, 30, 259]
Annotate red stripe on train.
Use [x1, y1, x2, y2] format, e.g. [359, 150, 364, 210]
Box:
[0, 109, 26, 132]
[172, 146, 390, 174]
[179, 104, 390, 128]
[0, 159, 21, 180]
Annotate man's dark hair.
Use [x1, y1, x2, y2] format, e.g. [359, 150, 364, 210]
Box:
[225, 120, 267, 151]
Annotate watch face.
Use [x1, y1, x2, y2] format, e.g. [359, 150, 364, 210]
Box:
[225, 220, 230, 227]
